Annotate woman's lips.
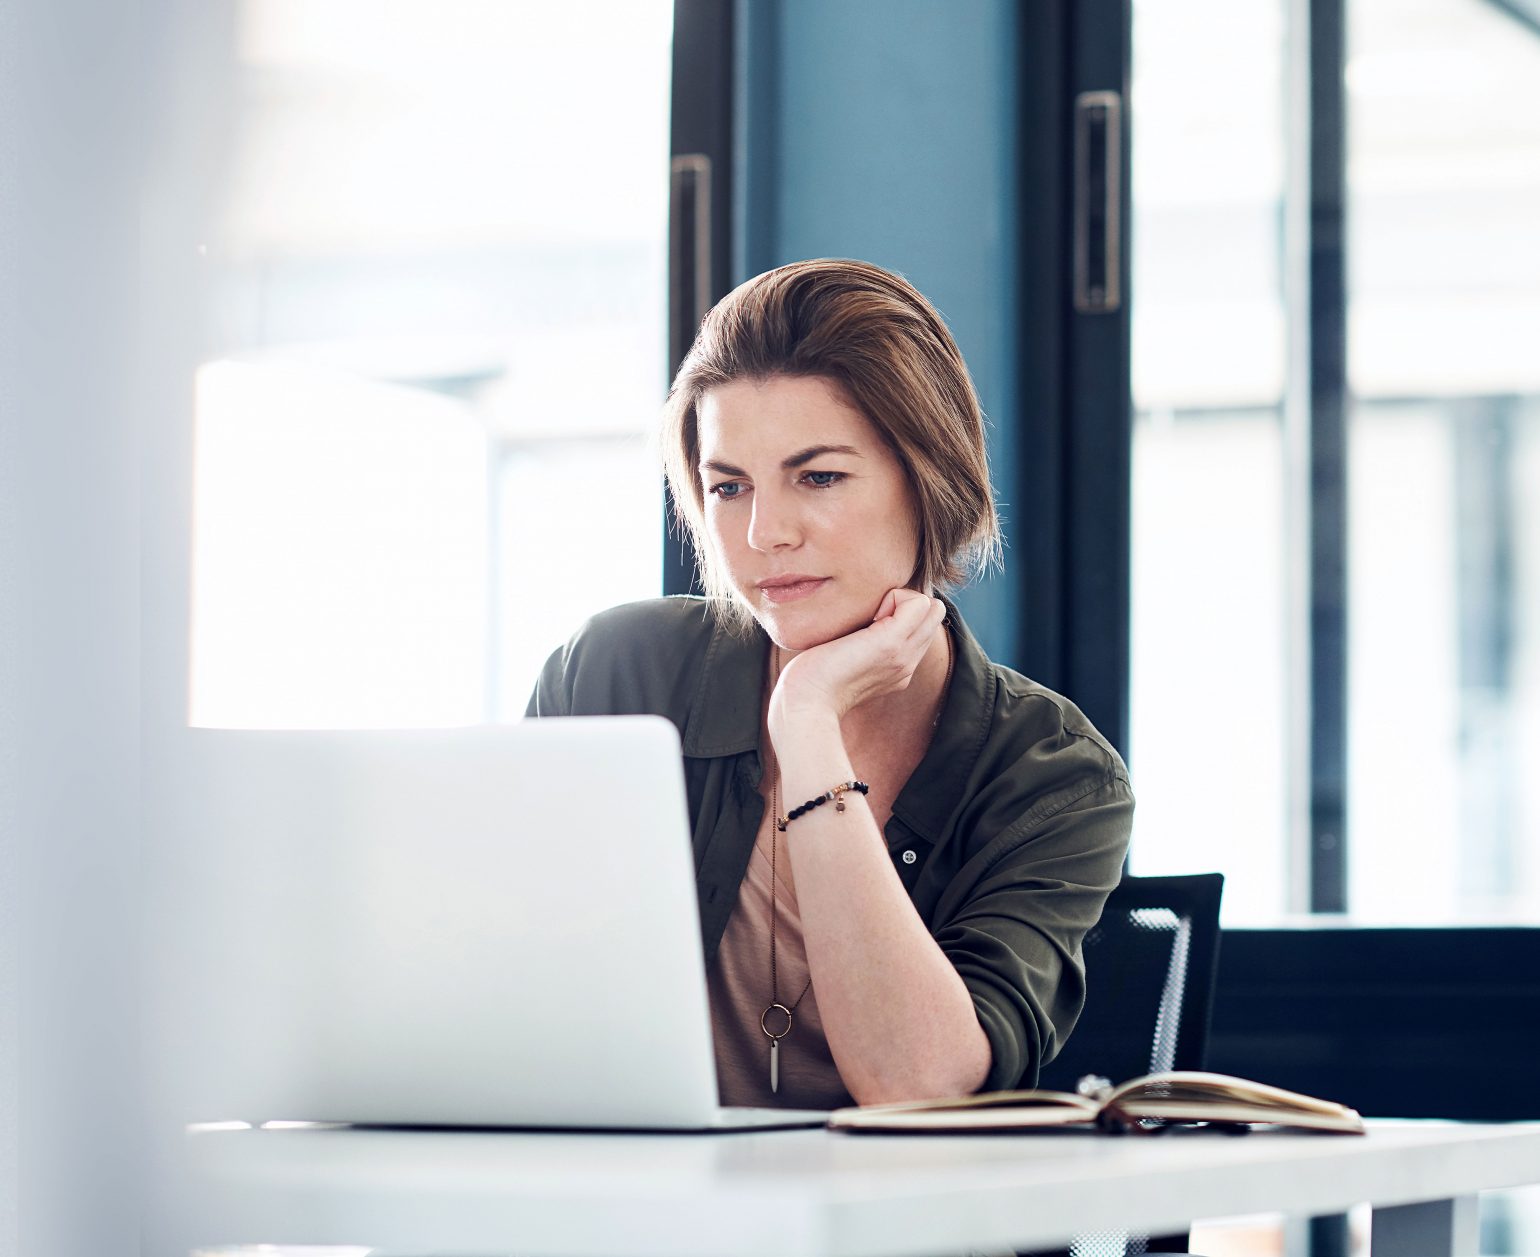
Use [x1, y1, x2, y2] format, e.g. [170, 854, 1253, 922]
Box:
[757, 576, 830, 604]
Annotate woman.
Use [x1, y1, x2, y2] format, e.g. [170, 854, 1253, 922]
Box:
[527, 259, 1131, 1110]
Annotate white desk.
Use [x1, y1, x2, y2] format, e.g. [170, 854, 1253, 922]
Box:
[177, 1120, 1540, 1257]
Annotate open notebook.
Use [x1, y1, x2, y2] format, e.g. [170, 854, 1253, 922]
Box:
[829, 1071, 1364, 1135]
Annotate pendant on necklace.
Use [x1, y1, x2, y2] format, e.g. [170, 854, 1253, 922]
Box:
[760, 1002, 793, 1094]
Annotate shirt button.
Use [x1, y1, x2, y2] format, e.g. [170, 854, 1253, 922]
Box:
[901, 849, 917, 865]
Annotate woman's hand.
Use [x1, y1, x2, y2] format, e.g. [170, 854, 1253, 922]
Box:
[768, 589, 946, 735]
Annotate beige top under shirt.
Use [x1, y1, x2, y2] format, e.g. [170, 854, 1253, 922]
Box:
[707, 801, 853, 1110]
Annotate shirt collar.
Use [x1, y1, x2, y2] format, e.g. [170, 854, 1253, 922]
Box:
[890, 598, 995, 844]
[680, 607, 767, 758]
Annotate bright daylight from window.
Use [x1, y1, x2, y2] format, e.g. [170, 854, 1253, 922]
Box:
[1128, 0, 1540, 929]
[189, 0, 673, 728]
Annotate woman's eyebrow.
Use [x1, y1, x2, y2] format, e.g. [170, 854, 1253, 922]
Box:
[700, 458, 747, 477]
[699, 445, 863, 477]
[782, 443, 862, 469]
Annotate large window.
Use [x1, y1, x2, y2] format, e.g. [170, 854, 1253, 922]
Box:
[1129, 0, 1540, 926]
[189, 0, 674, 728]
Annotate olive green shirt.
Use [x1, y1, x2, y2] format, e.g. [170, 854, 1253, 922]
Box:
[525, 596, 1133, 1090]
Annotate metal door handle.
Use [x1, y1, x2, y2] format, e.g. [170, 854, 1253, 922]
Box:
[670, 154, 712, 367]
[1073, 91, 1122, 314]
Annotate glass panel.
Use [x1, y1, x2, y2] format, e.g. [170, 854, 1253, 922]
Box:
[496, 435, 663, 718]
[190, 0, 672, 728]
[1127, 0, 1292, 921]
[1345, 0, 1540, 922]
[190, 361, 488, 728]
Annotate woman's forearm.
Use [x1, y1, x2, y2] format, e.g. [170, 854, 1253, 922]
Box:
[773, 710, 992, 1105]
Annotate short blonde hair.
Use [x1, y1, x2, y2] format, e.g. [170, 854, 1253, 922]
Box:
[660, 258, 1002, 631]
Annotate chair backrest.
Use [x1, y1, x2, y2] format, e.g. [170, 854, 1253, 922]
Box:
[1038, 873, 1224, 1092]
[1032, 874, 1224, 1257]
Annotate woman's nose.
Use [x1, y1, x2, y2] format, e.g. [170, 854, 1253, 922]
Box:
[746, 489, 801, 552]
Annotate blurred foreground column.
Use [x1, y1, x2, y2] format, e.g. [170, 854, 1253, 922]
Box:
[1, 0, 144, 1253]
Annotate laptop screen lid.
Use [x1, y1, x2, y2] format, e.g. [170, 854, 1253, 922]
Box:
[176, 717, 728, 1129]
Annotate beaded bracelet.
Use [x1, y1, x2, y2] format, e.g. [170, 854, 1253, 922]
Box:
[775, 780, 869, 832]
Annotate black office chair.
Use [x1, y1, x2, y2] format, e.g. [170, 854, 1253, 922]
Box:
[1030, 872, 1226, 1257]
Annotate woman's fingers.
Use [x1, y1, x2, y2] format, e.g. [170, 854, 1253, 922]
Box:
[842, 592, 946, 688]
[771, 591, 947, 725]
[881, 590, 946, 650]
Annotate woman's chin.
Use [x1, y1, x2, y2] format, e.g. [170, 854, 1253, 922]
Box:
[752, 601, 871, 654]
[768, 628, 833, 654]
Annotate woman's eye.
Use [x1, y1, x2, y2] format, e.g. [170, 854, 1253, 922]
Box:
[709, 481, 747, 500]
[802, 470, 845, 488]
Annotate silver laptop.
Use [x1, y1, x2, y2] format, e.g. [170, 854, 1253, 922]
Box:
[177, 717, 826, 1131]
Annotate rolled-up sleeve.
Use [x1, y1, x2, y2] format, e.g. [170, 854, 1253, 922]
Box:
[931, 766, 1133, 1092]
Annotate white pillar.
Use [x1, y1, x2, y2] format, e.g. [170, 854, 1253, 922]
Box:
[1, 2, 143, 1253]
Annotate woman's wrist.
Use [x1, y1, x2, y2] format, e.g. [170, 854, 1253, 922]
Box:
[767, 700, 852, 795]
[767, 692, 841, 749]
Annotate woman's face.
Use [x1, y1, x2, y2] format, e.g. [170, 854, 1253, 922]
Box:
[696, 374, 921, 651]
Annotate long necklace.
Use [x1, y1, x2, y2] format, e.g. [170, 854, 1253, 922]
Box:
[762, 748, 812, 1094]
[759, 629, 954, 1094]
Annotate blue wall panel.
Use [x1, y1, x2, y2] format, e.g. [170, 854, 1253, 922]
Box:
[735, 0, 1021, 663]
